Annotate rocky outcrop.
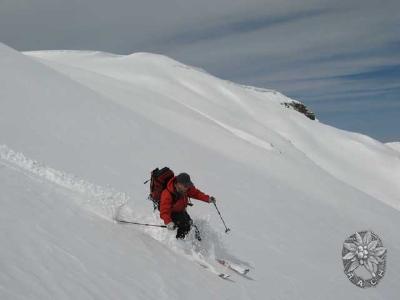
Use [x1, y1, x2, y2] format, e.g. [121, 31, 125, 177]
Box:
[282, 101, 316, 120]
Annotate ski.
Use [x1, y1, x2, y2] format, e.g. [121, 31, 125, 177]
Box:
[185, 252, 232, 280]
[197, 261, 231, 280]
[216, 259, 250, 276]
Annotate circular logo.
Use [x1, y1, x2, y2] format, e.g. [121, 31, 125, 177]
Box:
[342, 231, 387, 288]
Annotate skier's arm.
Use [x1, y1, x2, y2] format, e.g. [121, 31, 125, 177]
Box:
[187, 186, 210, 202]
[159, 191, 173, 224]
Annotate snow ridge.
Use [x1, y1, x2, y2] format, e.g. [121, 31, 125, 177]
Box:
[182, 103, 276, 152]
[0, 144, 128, 220]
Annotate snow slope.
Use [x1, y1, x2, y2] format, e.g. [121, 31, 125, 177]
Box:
[1, 42, 400, 299]
[25, 49, 400, 209]
[0, 160, 229, 300]
[386, 142, 400, 153]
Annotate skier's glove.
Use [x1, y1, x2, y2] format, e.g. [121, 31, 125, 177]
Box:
[209, 196, 216, 204]
[166, 222, 175, 230]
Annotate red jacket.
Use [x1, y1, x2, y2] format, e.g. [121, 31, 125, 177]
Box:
[160, 177, 210, 224]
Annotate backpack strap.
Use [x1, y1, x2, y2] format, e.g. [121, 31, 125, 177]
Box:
[170, 190, 179, 204]
[153, 190, 178, 211]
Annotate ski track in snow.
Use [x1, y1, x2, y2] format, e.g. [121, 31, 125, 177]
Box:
[182, 104, 276, 152]
[0, 144, 128, 220]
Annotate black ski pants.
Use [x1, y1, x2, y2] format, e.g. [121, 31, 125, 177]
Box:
[171, 210, 192, 239]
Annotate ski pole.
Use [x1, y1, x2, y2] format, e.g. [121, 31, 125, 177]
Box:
[213, 202, 231, 233]
[116, 219, 167, 228]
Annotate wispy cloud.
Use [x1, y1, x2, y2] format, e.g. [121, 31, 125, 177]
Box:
[157, 8, 333, 46]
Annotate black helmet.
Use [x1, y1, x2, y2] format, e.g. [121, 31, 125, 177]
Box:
[176, 172, 194, 187]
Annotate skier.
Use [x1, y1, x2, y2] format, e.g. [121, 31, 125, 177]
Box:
[160, 172, 216, 239]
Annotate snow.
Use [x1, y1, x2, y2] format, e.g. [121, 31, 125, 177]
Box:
[386, 142, 400, 153]
[1, 42, 400, 299]
[25, 47, 400, 209]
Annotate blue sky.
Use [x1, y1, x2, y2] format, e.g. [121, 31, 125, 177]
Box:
[1, 0, 399, 141]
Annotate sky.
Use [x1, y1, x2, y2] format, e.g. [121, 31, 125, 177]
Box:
[1, 0, 399, 142]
